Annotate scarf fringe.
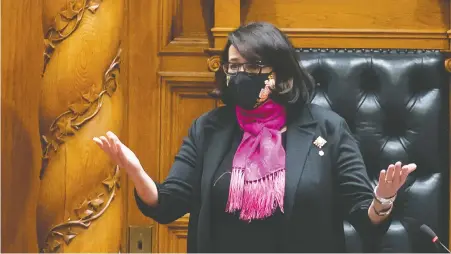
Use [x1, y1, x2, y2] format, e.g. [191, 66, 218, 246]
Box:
[225, 168, 245, 213]
[226, 168, 285, 221]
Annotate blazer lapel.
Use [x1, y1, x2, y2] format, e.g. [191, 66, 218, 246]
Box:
[284, 106, 318, 219]
[200, 107, 237, 202]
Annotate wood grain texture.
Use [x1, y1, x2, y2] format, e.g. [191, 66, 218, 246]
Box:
[158, 72, 218, 252]
[159, 72, 218, 182]
[212, 27, 449, 49]
[125, 0, 160, 252]
[121, 0, 130, 251]
[242, 0, 448, 29]
[159, 214, 190, 253]
[213, 0, 240, 48]
[1, 0, 43, 252]
[37, 0, 124, 252]
[156, 1, 218, 251]
[210, 0, 451, 49]
[159, 0, 212, 54]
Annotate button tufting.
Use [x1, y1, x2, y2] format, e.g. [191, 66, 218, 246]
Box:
[297, 48, 449, 252]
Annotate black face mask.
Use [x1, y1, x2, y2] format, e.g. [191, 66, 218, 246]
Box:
[224, 72, 272, 110]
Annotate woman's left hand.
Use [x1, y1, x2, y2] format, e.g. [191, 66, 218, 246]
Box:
[376, 161, 417, 198]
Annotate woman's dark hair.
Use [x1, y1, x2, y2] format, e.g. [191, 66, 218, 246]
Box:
[212, 22, 315, 108]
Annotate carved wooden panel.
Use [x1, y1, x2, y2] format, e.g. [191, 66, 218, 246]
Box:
[159, 72, 218, 181]
[158, 215, 189, 253]
[157, 73, 217, 253]
[125, 0, 162, 251]
[160, 0, 213, 54]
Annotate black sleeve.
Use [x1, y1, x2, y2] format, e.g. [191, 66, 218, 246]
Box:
[134, 118, 201, 224]
[335, 119, 391, 250]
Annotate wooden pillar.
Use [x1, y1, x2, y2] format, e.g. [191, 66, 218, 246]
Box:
[205, 0, 241, 74]
[1, 0, 42, 252]
[211, 0, 240, 49]
[37, 0, 124, 252]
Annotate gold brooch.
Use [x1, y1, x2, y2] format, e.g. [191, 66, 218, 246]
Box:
[313, 136, 327, 156]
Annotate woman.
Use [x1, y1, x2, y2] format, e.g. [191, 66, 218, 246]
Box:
[93, 22, 416, 252]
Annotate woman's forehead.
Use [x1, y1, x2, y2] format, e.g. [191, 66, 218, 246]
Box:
[228, 45, 246, 63]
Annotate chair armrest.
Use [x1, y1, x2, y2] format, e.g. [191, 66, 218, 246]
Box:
[343, 220, 363, 253]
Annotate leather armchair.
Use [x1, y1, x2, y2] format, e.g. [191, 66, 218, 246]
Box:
[297, 49, 450, 252]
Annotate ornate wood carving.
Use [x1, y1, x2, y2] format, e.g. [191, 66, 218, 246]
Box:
[43, 0, 102, 74]
[204, 48, 223, 72]
[41, 166, 120, 252]
[206, 55, 220, 72]
[38, 0, 124, 252]
[444, 55, 451, 73]
[40, 49, 121, 179]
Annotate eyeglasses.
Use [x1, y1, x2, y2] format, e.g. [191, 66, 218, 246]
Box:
[222, 62, 268, 76]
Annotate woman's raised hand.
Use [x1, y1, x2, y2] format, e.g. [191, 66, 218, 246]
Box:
[376, 161, 416, 198]
[93, 131, 142, 174]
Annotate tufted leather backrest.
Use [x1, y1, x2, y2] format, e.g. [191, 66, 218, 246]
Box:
[296, 49, 449, 252]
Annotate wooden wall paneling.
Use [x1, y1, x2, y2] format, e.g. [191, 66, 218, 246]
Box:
[214, 0, 240, 27]
[212, 0, 450, 49]
[126, 0, 161, 252]
[160, 0, 212, 54]
[160, 55, 212, 72]
[242, 0, 449, 49]
[156, 0, 218, 251]
[159, 72, 217, 180]
[158, 72, 218, 252]
[211, 0, 240, 48]
[159, 214, 190, 253]
[1, 0, 43, 252]
[157, 1, 216, 250]
[243, 0, 448, 29]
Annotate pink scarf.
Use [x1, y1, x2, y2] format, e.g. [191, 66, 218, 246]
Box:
[226, 99, 287, 221]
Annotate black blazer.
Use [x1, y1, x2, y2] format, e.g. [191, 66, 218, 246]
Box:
[135, 103, 390, 252]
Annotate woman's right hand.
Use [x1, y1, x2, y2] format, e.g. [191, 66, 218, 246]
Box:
[93, 131, 142, 175]
[94, 131, 159, 207]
